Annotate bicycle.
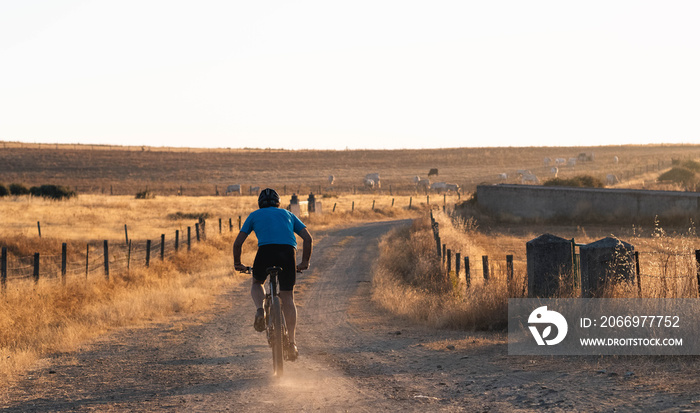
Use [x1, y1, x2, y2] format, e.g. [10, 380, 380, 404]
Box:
[239, 265, 293, 376]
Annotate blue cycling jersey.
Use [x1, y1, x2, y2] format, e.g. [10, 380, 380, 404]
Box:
[240, 207, 306, 247]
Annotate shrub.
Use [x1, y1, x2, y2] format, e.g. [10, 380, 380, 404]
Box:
[167, 212, 211, 221]
[0, 184, 8, 197]
[658, 167, 698, 186]
[9, 183, 30, 195]
[135, 190, 155, 199]
[543, 175, 605, 188]
[681, 160, 700, 173]
[29, 185, 76, 200]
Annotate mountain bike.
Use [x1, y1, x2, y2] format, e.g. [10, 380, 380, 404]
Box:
[240, 265, 292, 376]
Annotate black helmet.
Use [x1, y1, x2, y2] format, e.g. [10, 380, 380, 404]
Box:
[258, 188, 280, 208]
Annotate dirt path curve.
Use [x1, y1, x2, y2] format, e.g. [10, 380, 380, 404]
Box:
[2, 219, 698, 412]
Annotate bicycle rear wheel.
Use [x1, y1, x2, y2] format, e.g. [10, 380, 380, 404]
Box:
[270, 296, 284, 376]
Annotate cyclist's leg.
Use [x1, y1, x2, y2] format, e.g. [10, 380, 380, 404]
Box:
[251, 278, 265, 309]
[278, 290, 297, 344]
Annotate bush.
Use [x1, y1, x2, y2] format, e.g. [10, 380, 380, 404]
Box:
[167, 212, 211, 221]
[0, 184, 8, 197]
[542, 175, 605, 188]
[681, 160, 700, 173]
[9, 183, 30, 195]
[29, 185, 76, 200]
[658, 167, 698, 185]
[135, 190, 156, 199]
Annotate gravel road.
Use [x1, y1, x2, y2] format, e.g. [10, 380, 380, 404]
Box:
[2, 219, 698, 412]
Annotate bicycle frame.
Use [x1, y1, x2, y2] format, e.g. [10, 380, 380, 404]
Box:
[264, 266, 288, 376]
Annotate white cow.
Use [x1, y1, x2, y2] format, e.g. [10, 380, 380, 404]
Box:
[606, 174, 620, 185]
[414, 177, 430, 191]
[363, 178, 375, 190]
[249, 186, 260, 195]
[430, 182, 448, 192]
[567, 158, 577, 167]
[365, 173, 380, 189]
[555, 158, 567, 165]
[543, 157, 551, 166]
[613, 156, 619, 164]
[444, 183, 460, 193]
[516, 169, 532, 176]
[498, 173, 508, 181]
[551, 167, 559, 178]
[225, 184, 241, 195]
[521, 173, 540, 184]
[328, 175, 335, 185]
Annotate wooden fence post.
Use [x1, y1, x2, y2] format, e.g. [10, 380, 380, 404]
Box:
[455, 252, 461, 277]
[636, 251, 642, 297]
[333, 203, 337, 212]
[409, 197, 412, 209]
[160, 234, 165, 261]
[196, 223, 200, 242]
[447, 249, 452, 274]
[33, 253, 40, 283]
[482, 255, 489, 281]
[146, 240, 151, 268]
[85, 244, 89, 279]
[104, 240, 109, 279]
[464, 256, 470, 289]
[427, 195, 430, 206]
[187, 227, 191, 251]
[506, 255, 513, 282]
[61, 243, 67, 285]
[1, 247, 7, 292]
[372, 200, 375, 210]
[124, 224, 129, 246]
[128, 240, 132, 269]
[175, 230, 179, 252]
[219, 218, 222, 234]
[352, 201, 355, 213]
[37, 221, 41, 238]
[229, 218, 233, 232]
[391, 198, 395, 208]
[442, 244, 446, 264]
[238, 216, 242, 230]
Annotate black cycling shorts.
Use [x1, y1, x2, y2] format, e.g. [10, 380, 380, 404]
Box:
[252, 244, 297, 291]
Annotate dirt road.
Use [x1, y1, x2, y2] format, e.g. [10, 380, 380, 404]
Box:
[2, 220, 699, 412]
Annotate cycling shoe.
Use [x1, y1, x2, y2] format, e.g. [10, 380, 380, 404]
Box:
[254, 308, 266, 332]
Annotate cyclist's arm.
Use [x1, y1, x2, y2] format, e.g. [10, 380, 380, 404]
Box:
[297, 228, 313, 271]
[233, 231, 249, 271]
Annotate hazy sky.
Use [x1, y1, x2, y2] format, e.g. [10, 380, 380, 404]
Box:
[1, 1, 699, 150]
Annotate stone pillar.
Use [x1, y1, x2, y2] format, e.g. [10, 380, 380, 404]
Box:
[308, 192, 316, 213]
[580, 237, 635, 298]
[526, 233, 573, 297]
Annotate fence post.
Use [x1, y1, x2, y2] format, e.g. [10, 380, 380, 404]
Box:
[238, 216, 242, 230]
[636, 251, 642, 297]
[124, 224, 129, 246]
[464, 256, 470, 289]
[219, 218, 222, 234]
[409, 197, 412, 209]
[196, 223, 200, 242]
[33, 253, 40, 283]
[61, 243, 67, 285]
[128, 240, 132, 269]
[442, 244, 446, 264]
[160, 234, 165, 261]
[1, 247, 6, 292]
[37, 221, 41, 238]
[175, 230, 179, 252]
[229, 218, 233, 232]
[391, 198, 395, 208]
[427, 195, 430, 206]
[695, 250, 700, 296]
[352, 201, 355, 213]
[506, 255, 513, 282]
[103, 240, 109, 279]
[455, 252, 461, 277]
[482, 255, 489, 281]
[146, 240, 151, 268]
[447, 249, 452, 274]
[187, 227, 191, 251]
[85, 245, 89, 279]
[372, 200, 375, 210]
[333, 203, 337, 212]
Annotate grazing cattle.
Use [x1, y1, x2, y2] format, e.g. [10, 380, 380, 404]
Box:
[567, 158, 577, 167]
[225, 184, 241, 195]
[498, 173, 508, 181]
[363, 178, 375, 190]
[428, 168, 439, 177]
[613, 156, 619, 164]
[555, 158, 567, 165]
[444, 183, 460, 193]
[414, 176, 430, 190]
[328, 175, 335, 185]
[606, 174, 620, 185]
[543, 157, 551, 166]
[516, 169, 532, 176]
[249, 186, 260, 195]
[430, 182, 448, 192]
[521, 173, 539, 184]
[551, 167, 559, 178]
[364, 173, 380, 188]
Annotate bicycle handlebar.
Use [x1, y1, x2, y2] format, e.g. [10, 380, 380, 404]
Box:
[236, 265, 303, 274]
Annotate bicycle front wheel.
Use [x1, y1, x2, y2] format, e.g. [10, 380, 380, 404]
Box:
[270, 296, 284, 376]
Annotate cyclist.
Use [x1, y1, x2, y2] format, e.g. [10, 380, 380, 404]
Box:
[233, 188, 313, 361]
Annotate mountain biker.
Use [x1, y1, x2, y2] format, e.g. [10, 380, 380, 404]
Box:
[233, 188, 313, 361]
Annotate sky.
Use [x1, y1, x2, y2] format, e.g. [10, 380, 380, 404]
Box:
[1, 1, 699, 150]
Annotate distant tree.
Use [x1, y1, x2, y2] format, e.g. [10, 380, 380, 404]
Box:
[9, 183, 30, 195]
